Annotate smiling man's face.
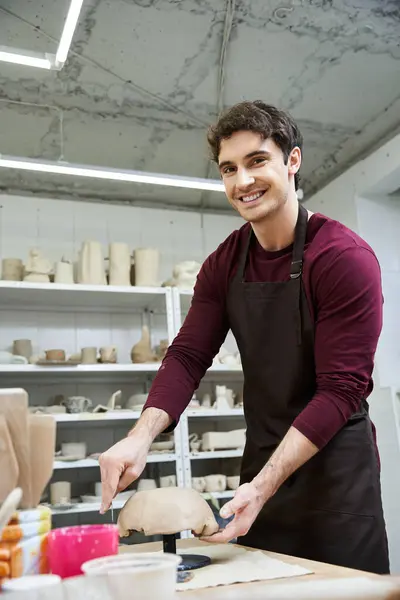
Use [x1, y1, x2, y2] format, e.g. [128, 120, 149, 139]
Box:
[218, 131, 301, 223]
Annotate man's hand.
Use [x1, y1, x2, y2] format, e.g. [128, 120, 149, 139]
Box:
[98, 433, 149, 514]
[200, 482, 267, 543]
[98, 407, 173, 514]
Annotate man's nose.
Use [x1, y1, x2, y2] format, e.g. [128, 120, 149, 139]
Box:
[236, 167, 255, 188]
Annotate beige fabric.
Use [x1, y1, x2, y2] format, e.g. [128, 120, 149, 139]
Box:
[118, 487, 219, 537]
[175, 544, 312, 591]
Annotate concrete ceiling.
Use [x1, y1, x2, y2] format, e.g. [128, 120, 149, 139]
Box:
[0, 0, 399, 212]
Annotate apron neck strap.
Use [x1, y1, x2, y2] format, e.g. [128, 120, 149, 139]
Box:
[237, 203, 309, 281]
[290, 204, 308, 280]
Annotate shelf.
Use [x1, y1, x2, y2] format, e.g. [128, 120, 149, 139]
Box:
[54, 453, 177, 470]
[0, 363, 161, 378]
[186, 408, 244, 418]
[189, 449, 243, 460]
[55, 410, 141, 423]
[51, 498, 126, 515]
[0, 281, 168, 313]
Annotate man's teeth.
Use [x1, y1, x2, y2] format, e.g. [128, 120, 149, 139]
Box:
[241, 191, 264, 203]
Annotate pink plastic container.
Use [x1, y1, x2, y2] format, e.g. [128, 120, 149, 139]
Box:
[47, 524, 119, 579]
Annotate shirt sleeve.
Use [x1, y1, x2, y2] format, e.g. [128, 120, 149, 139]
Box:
[292, 245, 383, 449]
[143, 254, 230, 427]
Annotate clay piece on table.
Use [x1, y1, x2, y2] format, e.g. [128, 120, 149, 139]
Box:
[162, 260, 201, 290]
[118, 487, 219, 537]
[130, 325, 158, 363]
[23, 248, 53, 283]
[77, 241, 107, 285]
[108, 242, 131, 286]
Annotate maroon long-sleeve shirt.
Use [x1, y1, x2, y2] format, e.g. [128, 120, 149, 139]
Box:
[144, 212, 383, 449]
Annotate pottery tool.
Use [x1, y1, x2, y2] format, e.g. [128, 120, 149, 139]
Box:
[0, 488, 23, 538]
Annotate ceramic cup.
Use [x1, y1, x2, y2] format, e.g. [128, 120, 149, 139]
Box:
[1, 258, 23, 281]
[159, 475, 176, 488]
[81, 347, 97, 364]
[204, 474, 227, 493]
[227, 475, 240, 490]
[99, 345, 117, 363]
[61, 396, 92, 413]
[191, 477, 206, 493]
[13, 339, 33, 359]
[137, 479, 157, 492]
[50, 481, 71, 505]
[45, 349, 65, 362]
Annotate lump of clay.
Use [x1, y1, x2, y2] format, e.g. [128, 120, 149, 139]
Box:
[118, 487, 219, 537]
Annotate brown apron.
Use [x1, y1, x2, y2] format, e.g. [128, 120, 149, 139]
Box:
[226, 204, 390, 574]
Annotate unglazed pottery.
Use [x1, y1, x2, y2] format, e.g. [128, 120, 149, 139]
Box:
[109, 242, 131, 286]
[134, 248, 159, 287]
[24, 248, 53, 283]
[78, 241, 107, 285]
[54, 259, 74, 284]
[1, 258, 23, 281]
[131, 326, 157, 363]
[12, 339, 33, 359]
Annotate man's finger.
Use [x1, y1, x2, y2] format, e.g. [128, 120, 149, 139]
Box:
[116, 466, 139, 493]
[220, 493, 249, 519]
[200, 520, 240, 544]
[100, 466, 120, 514]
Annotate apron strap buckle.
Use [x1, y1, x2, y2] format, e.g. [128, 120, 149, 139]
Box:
[290, 260, 303, 279]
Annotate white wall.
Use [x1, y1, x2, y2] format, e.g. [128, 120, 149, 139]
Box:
[306, 133, 400, 574]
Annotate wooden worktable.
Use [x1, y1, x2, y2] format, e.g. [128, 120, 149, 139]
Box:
[120, 537, 393, 599]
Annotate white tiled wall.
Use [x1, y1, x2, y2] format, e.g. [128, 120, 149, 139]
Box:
[356, 196, 400, 390]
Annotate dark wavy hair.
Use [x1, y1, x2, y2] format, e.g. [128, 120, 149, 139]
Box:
[207, 101, 303, 190]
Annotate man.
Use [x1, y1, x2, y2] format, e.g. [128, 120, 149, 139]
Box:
[99, 101, 389, 574]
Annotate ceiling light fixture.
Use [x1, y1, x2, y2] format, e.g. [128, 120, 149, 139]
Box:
[0, 155, 225, 193]
[0, 46, 53, 69]
[0, 0, 84, 70]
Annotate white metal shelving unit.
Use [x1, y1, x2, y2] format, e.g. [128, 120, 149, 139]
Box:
[0, 281, 246, 532]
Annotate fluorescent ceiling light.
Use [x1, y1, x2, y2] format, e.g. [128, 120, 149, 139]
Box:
[0, 155, 225, 193]
[56, 0, 85, 64]
[0, 46, 53, 69]
[0, 0, 84, 70]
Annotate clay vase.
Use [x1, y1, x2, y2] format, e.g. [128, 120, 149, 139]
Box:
[131, 326, 157, 363]
[1, 258, 23, 281]
[134, 248, 159, 287]
[109, 243, 131, 286]
[77, 241, 106, 285]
